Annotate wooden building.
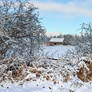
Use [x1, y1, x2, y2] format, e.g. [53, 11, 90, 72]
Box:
[46, 38, 64, 46]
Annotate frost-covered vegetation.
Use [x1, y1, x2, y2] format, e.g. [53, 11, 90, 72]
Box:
[0, 0, 92, 92]
[0, 0, 45, 64]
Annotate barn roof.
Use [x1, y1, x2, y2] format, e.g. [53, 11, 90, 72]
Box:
[49, 38, 64, 42]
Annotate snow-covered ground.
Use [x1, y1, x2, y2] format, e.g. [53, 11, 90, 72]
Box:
[40, 45, 75, 59]
[0, 80, 92, 92]
[0, 45, 92, 92]
[0, 67, 92, 92]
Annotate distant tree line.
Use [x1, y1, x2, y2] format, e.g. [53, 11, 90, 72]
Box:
[46, 33, 81, 46]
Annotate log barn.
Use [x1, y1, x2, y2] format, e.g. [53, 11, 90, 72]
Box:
[46, 38, 64, 46]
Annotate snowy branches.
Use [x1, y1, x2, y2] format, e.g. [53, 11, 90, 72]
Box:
[76, 23, 92, 56]
[0, 0, 45, 63]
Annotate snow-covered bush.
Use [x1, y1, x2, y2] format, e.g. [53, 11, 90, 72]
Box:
[77, 57, 92, 82]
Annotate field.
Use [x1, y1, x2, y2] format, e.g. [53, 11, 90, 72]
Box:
[40, 45, 75, 59]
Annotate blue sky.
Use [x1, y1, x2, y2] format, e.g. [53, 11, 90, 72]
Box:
[32, 0, 92, 35]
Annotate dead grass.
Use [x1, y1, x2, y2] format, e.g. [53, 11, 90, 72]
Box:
[77, 59, 92, 82]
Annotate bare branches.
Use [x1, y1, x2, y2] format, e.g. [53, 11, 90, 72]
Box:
[0, 0, 45, 63]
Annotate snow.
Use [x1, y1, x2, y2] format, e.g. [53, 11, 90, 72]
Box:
[0, 45, 92, 92]
[76, 86, 92, 92]
[49, 38, 64, 42]
[0, 78, 92, 92]
[41, 45, 75, 59]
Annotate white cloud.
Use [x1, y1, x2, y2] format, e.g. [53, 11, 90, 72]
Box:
[33, 1, 92, 17]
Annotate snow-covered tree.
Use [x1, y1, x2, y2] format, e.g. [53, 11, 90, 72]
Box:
[63, 35, 74, 45]
[77, 23, 92, 56]
[0, 0, 45, 63]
